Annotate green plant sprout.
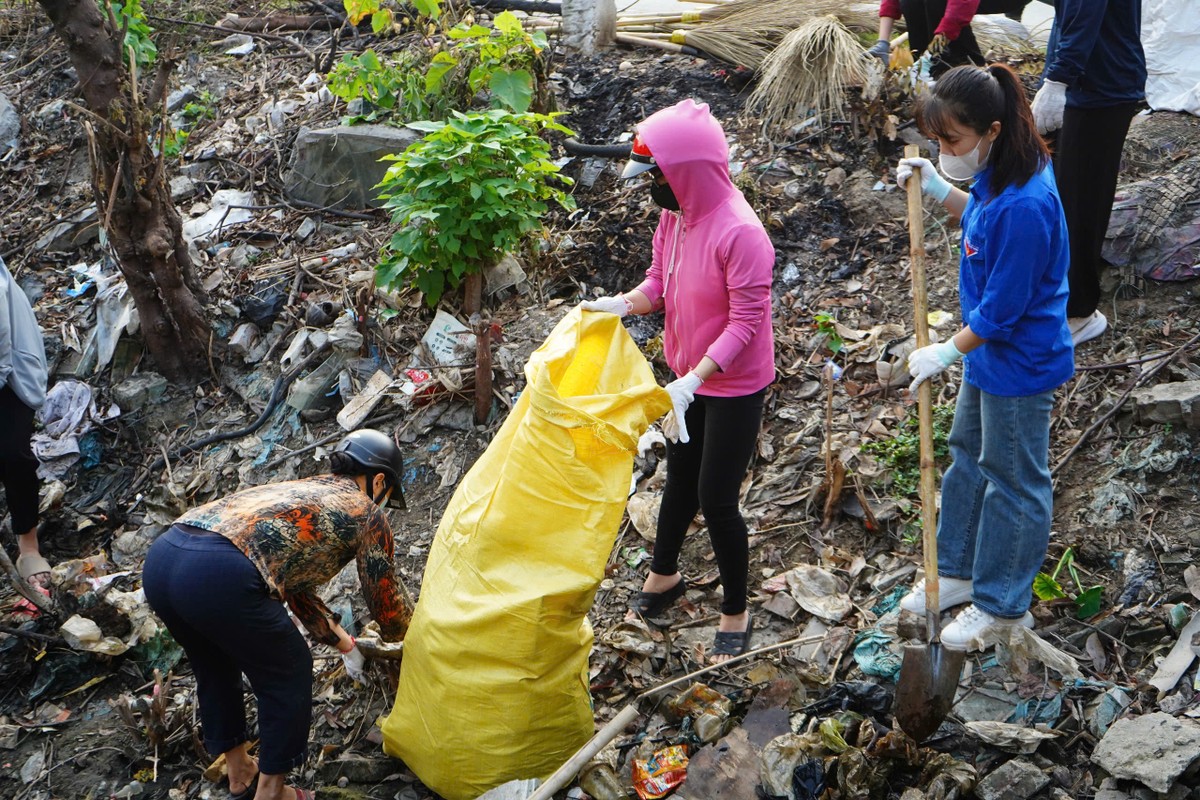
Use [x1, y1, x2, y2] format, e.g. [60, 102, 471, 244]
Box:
[1033, 547, 1103, 619]
[814, 312, 843, 354]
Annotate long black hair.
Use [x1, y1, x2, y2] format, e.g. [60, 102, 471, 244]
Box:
[917, 63, 1051, 197]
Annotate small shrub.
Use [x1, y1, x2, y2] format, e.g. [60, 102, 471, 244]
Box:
[375, 110, 575, 307]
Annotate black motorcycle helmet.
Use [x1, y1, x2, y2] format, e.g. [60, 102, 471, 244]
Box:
[330, 429, 406, 509]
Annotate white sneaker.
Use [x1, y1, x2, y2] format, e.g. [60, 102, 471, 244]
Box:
[899, 576, 974, 614]
[940, 604, 1034, 651]
[1068, 311, 1107, 346]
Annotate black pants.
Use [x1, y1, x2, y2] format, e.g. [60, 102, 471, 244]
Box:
[0, 385, 39, 535]
[143, 526, 312, 775]
[651, 390, 764, 616]
[1051, 102, 1139, 318]
[901, 0, 1032, 77]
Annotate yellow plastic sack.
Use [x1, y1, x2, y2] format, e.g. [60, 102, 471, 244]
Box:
[382, 308, 671, 800]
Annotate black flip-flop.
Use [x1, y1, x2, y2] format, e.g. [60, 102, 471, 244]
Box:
[632, 577, 687, 619]
[230, 772, 259, 800]
[711, 614, 754, 660]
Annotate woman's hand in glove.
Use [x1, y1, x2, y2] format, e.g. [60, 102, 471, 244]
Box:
[340, 638, 366, 682]
[907, 339, 964, 394]
[581, 295, 632, 317]
[896, 157, 952, 202]
[663, 373, 703, 444]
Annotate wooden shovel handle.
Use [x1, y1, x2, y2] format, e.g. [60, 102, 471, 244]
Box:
[525, 703, 640, 800]
[905, 143, 942, 642]
[614, 33, 702, 57]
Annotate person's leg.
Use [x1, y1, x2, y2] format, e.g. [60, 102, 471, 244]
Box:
[899, 0, 939, 54]
[646, 399, 707, 595]
[142, 528, 254, 777]
[1056, 103, 1139, 319]
[694, 391, 764, 662]
[695, 391, 764, 619]
[936, 383, 987, 580]
[147, 527, 313, 794]
[969, 388, 1055, 619]
[899, 0, 943, 54]
[0, 386, 46, 586]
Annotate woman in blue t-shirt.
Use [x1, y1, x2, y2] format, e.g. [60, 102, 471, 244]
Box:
[893, 63, 1073, 650]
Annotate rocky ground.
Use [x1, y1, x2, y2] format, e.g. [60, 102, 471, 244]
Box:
[2, 2, 1200, 799]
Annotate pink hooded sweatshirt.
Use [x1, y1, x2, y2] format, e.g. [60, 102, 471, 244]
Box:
[632, 99, 775, 398]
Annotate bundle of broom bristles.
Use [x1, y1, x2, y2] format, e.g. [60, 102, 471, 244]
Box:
[530, 0, 1036, 134]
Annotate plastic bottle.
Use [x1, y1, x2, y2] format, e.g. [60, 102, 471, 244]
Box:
[578, 762, 627, 800]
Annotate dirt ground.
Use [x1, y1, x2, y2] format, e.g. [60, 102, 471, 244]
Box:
[2, 2, 1200, 799]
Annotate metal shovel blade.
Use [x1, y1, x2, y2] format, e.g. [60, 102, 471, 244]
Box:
[894, 641, 966, 742]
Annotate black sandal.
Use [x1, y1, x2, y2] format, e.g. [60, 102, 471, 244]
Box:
[632, 578, 687, 618]
[711, 615, 754, 661]
[230, 772, 259, 800]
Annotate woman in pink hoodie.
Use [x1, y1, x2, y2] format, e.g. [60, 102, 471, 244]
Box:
[583, 99, 775, 663]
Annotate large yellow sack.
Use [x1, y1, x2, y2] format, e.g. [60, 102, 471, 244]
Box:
[382, 308, 671, 800]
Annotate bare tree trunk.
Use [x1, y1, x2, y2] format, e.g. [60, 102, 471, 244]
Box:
[37, 0, 211, 378]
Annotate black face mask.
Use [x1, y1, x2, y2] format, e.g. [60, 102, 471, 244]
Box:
[650, 180, 681, 212]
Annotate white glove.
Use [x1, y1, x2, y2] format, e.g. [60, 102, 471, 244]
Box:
[867, 39, 890, 67]
[661, 411, 681, 443]
[581, 295, 632, 317]
[907, 340, 964, 394]
[341, 641, 366, 682]
[664, 372, 703, 444]
[1031, 79, 1067, 135]
[896, 157, 952, 203]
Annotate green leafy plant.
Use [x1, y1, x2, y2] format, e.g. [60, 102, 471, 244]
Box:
[344, 0, 441, 34]
[815, 312, 843, 354]
[432, 11, 548, 113]
[180, 96, 216, 122]
[860, 404, 955, 498]
[109, 0, 157, 68]
[375, 109, 576, 307]
[161, 127, 188, 160]
[327, 49, 455, 125]
[1033, 547, 1103, 619]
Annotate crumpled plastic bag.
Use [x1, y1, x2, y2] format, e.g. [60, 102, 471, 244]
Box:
[32, 381, 120, 480]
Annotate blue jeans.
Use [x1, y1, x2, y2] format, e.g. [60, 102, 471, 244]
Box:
[937, 382, 1055, 619]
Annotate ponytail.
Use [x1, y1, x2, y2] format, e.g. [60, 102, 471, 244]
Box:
[984, 64, 1050, 196]
[916, 63, 1050, 197]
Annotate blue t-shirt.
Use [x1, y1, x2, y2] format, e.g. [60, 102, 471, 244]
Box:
[958, 163, 1074, 397]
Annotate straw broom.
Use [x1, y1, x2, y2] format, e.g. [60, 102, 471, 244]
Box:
[616, 0, 881, 70]
[747, 15, 872, 133]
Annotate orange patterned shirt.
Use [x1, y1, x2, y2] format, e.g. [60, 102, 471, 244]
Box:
[177, 475, 412, 646]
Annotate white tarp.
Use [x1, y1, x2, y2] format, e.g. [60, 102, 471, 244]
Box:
[1143, 0, 1200, 115]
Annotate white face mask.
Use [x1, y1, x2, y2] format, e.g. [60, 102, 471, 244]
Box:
[938, 136, 991, 182]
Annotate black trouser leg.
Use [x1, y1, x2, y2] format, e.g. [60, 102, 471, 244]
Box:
[652, 391, 765, 616]
[1053, 102, 1139, 318]
[143, 527, 313, 775]
[0, 385, 39, 535]
[900, 0, 983, 77]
